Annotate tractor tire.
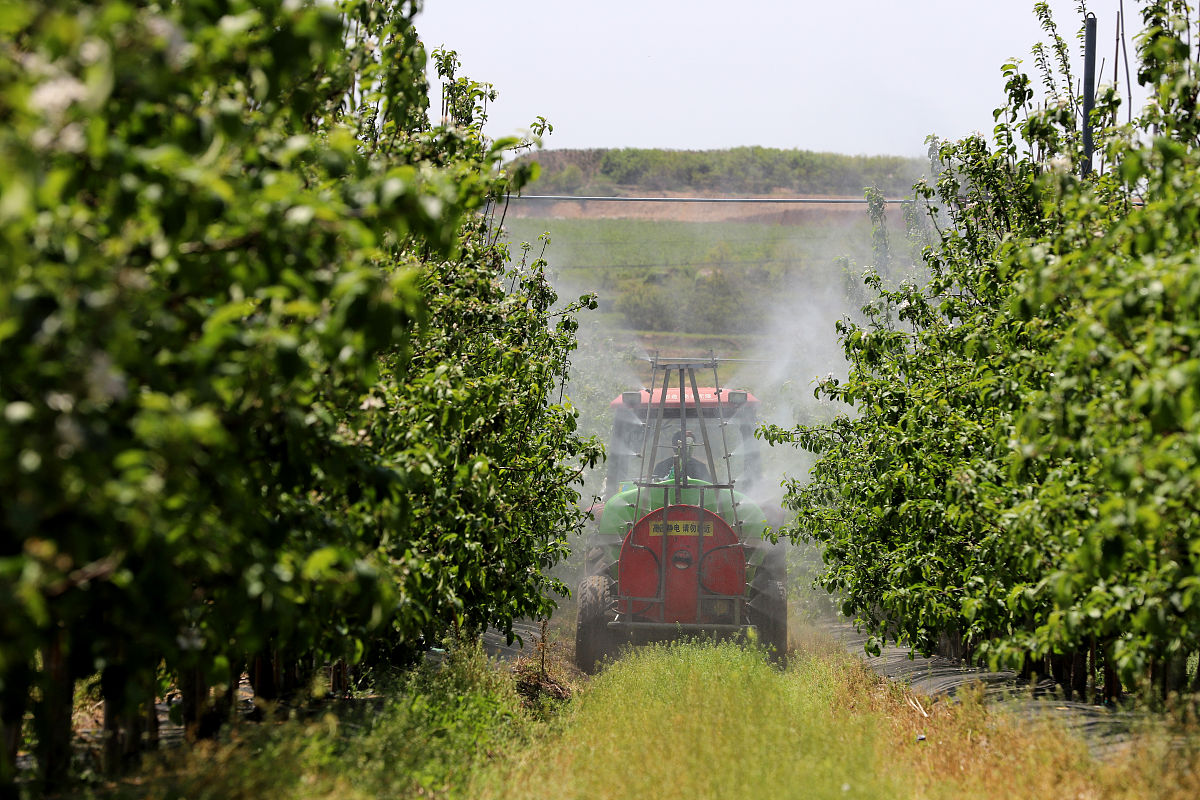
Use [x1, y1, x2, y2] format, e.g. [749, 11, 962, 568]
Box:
[575, 575, 615, 674]
[751, 579, 788, 666]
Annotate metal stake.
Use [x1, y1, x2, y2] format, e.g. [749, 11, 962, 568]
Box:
[1082, 12, 1098, 178]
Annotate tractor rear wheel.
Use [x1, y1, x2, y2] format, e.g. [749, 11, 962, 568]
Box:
[751, 579, 788, 665]
[575, 575, 615, 674]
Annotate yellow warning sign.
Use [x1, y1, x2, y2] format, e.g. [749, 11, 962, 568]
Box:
[649, 520, 714, 537]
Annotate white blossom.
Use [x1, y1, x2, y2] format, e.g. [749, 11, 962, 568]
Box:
[30, 75, 88, 116]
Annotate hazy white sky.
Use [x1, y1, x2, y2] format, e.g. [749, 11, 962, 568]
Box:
[415, 1, 1142, 157]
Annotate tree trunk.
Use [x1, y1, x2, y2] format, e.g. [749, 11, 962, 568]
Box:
[196, 659, 239, 740]
[330, 660, 349, 697]
[278, 653, 305, 700]
[1019, 651, 1035, 682]
[0, 665, 30, 800]
[1050, 652, 1071, 699]
[35, 630, 74, 793]
[144, 696, 159, 750]
[249, 650, 278, 703]
[1102, 643, 1122, 704]
[101, 660, 130, 775]
[1088, 639, 1098, 702]
[935, 627, 965, 660]
[178, 666, 208, 742]
[117, 698, 146, 769]
[1071, 648, 1088, 700]
[102, 697, 120, 777]
[1164, 652, 1188, 698]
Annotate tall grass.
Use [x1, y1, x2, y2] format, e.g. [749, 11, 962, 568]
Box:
[472, 641, 899, 800]
[97, 641, 533, 800]
[92, 636, 1200, 800]
[475, 637, 1200, 800]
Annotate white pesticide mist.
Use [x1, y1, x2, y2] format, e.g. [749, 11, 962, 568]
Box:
[731, 270, 851, 512]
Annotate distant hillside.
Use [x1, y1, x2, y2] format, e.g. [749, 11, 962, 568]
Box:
[519, 147, 926, 197]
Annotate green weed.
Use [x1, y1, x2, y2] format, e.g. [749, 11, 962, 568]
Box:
[472, 641, 899, 800]
[97, 639, 532, 800]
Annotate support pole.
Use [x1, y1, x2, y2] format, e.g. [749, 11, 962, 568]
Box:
[1082, 12, 1098, 177]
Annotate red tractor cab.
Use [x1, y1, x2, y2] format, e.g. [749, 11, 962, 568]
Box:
[575, 356, 786, 672]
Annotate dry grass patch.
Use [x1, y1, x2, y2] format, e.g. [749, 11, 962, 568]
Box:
[810, 628, 1200, 800]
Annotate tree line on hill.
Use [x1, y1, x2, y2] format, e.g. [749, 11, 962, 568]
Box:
[521, 147, 926, 197]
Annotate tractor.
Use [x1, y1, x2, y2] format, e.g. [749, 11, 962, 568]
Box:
[574, 356, 787, 673]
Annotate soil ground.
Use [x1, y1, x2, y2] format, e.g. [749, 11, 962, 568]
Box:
[505, 193, 899, 225]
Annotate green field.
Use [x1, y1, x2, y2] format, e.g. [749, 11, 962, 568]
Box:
[501, 215, 907, 338]
[503, 216, 882, 272]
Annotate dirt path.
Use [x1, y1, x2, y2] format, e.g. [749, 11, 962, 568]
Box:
[504, 194, 891, 225]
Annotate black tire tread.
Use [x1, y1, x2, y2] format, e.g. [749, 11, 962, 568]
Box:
[575, 575, 614, 673]
[762, 579, 788, 664]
